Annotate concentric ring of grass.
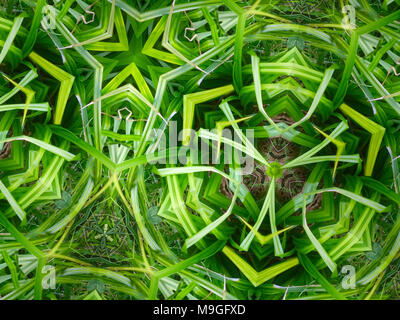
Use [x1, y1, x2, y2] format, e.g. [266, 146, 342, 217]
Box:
[0, 0, 399, 300]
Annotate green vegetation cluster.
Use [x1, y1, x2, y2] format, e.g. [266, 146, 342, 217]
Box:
[0, 0, 400, 300]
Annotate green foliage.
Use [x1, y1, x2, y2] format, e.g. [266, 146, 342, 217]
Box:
[0, 0, 399, 300]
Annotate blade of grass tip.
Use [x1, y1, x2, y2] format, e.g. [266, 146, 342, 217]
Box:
[215, 116, 252, 159]
[0, 15, 24, 65]
[250, 53, 281, 132]
[22, 0, 46, 56]
[0, 179, 26, 221]
[1, 136, 77, 161]
[238, 216, 295, 246]
[184, 183, 240, 250]
[0, 69, 37, 105]
[2, 73, 35, 128]
[313, 125, 346, 180]
[302, 195, 337, 272]
[283, 121, 348, 169]
[239, 179, 275, 251]
[199, 128, 268, 166]
[219, 101, 270, 167]
[322, 187, 386, 212]
[282, 67, 335, 134]
[155, 166, 240, 185]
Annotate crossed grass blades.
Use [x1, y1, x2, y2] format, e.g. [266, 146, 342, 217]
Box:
[0, 0, 399, 300]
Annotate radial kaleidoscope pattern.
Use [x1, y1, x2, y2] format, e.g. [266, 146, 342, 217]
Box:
[0, 0, 399, 300]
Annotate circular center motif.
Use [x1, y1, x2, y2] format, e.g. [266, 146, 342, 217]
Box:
[220, 113, 309, 204]
[74, 211, 132, 264]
